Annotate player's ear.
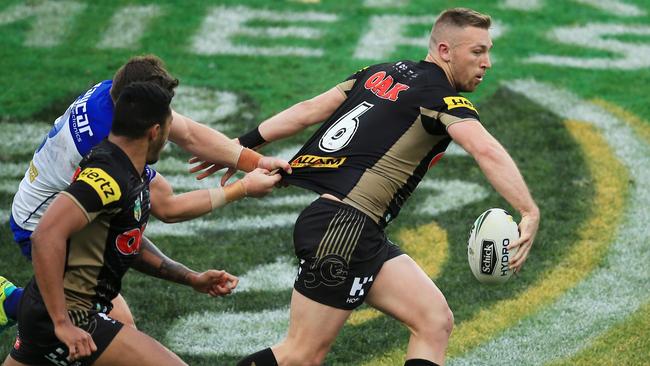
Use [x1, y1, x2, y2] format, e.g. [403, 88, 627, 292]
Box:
[438, 42, 452, 62]
[147, 123, 161, 141]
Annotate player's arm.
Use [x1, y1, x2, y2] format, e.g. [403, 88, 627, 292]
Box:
[131, 236, 238, 296]
[189, 87, 345, 182]
[448, 120, 540, 272]
[30, 193, 97, 360]
[169, 109, 290, 175]
[149, 170, 280, 223]
[238, 87, 346, 149]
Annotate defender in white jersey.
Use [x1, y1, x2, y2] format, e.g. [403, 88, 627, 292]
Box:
[2, 54, 288, 332]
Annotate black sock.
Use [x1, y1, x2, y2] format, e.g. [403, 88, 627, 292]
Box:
[404, 359, 440, 366]
[237, 348, 278, 366]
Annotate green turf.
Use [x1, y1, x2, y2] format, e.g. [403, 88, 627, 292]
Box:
[1, 0, 649, 364]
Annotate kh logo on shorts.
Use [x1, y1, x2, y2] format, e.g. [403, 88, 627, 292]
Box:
[347, 275, 374, 303]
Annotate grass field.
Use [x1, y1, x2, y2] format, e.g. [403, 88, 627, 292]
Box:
[1, 0, 649, 365]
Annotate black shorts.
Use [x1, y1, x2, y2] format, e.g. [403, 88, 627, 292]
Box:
[293, 198, 403, 310]
[10, 285, 123, 366]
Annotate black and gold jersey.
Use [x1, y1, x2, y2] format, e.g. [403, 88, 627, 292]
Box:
[284, 60, 480, 227]
[25, 139, 152, 315]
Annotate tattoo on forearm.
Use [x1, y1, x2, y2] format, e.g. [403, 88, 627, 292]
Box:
[132, 236, 193, 286]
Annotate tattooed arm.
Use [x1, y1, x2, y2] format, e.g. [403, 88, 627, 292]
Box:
[132, 236, 239, 296]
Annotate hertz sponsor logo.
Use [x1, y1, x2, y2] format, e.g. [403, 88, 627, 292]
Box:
[443, 96, 478, 113]
[291, 155, 347, 168]
[76, 167, 122, 205]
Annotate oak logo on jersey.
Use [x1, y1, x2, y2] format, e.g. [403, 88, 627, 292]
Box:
[364, 71, 410, 101]
[291, 155, 347, 168]
[443, 96, 478, 113]
[76, 167, 122, 205]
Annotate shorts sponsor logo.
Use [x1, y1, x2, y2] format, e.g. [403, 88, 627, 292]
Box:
[304, 254, 348, 288]
[480, 240, 496, 274]
[291, 154, 347, 168]
[76, 167, 122, 205]
[443, 96, 478, 113]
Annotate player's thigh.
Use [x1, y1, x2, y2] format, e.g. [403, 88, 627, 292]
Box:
[287, 289, 351, 344]
[109, 294, 135, 328]
[365, 254, 450, 329]
[2, 355, 32, 366]
[93, 324, 186, 366]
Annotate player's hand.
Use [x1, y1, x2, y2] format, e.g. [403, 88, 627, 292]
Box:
[507, 209, 540, 273]
[189, 156, 227, 181]
[190, 270, 239, 297]
[240, 169, 282, 197]
[54, 320, 97, 361]
[258, 156, 291, 177]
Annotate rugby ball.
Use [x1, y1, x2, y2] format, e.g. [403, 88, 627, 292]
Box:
[467, 208, 519, 284]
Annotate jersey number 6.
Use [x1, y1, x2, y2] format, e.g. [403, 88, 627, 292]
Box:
[319, 102, 374, 153]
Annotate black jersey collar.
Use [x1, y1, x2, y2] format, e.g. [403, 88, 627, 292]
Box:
[101, 139, 144, 179]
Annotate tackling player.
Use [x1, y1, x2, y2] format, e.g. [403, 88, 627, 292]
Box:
[0, 55, 289, 332]
[3, 82, 236, 366]
[220, 8, 540, 366]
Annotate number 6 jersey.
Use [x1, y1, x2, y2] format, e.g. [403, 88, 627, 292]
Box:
[283, 60, 481, 227]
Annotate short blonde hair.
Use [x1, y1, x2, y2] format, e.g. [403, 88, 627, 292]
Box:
[429, 8, 491, 54]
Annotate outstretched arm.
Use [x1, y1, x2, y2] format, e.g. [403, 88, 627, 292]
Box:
[131, 236, 238, 296]
[448, 120, 540, 272]
[169, 110, 290, 175]
[190, 87, 345, 181]
[149, 170, 280, 223]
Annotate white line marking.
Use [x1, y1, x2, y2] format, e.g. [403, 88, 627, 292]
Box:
[236, 257, 296, 292]
[98, 5, 162, 49]
[0, 1, 86, 47]
[167, 308, 290, 356]
[146, 212, 299, 237]
[191, 6, 337, 57]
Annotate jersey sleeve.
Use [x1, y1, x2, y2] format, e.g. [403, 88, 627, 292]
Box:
[421, 88, 481, 134]
[62, 163, 123, 222]
[336, 66, 369, 97]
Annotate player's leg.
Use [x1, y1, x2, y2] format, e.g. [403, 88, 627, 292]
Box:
[272, 290, 351, 366]
[365, 254, 453, 366]
[2, 355, 34, 366]
[109, 294, 136, 329]
[93, 324, 187, 366]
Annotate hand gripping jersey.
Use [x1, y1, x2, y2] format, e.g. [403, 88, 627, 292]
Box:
[284, 61, 480, 227]
[24, 140, 152, 316]
[11, 80, 156, 232]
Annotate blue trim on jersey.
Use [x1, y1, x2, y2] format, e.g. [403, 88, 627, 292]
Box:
[68, 80, 114, 157]
[144, 165, 157, 183]
[9, 214, 33, 260]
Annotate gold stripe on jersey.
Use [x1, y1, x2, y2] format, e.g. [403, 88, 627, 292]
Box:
[420, 107, 478, 128]
[336, 79, 356, 95]
[76, 167, 122, 205]
[343, 114, 446, 224]
[63, 209, 113, 311]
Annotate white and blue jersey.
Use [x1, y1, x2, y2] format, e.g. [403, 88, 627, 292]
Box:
[11, 80, 157, 234]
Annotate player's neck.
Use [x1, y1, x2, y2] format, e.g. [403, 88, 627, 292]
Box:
[425, 54, 457, 91]
[108, 134, 148, 175]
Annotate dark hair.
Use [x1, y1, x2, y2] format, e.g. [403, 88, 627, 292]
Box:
[110, 54, 179, 103]
[111, 82, 172, 138]
[435, 8, 491, 29]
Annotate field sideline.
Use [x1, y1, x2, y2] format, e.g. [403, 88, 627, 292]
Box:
[1, 1, 649, 365]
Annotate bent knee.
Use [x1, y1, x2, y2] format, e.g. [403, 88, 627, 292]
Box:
[408, 301, 454, 339]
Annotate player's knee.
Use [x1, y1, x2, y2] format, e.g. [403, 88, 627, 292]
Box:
[410, 300, 454, 341]
[280, 338, 329, 366]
